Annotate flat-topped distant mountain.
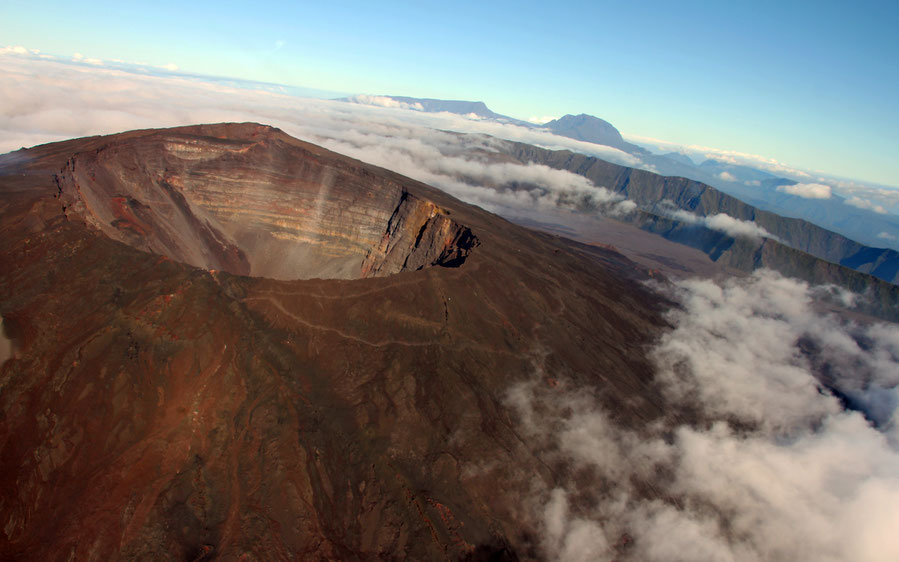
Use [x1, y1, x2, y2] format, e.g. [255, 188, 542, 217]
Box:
[338, 94, 532, 126]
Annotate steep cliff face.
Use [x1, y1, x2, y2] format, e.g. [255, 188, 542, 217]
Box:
[501, 141, 899, 285]
[53, 124, 477, 280]
[360, 190, 478, 277]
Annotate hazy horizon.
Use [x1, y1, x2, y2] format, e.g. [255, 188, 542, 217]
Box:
[2, 0, 898, 188]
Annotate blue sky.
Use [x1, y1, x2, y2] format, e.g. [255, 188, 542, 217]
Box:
[2, 0, 898, 187]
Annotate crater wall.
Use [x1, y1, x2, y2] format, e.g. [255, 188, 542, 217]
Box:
[55, 128, 477, 279]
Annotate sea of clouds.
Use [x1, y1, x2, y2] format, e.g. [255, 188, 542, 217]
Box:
[9, 48, 884, 242]
[509, 270, 899, 562]
[0, 49, 644, 219]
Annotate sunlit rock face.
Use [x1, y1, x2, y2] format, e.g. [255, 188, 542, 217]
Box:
[54, 123, 477, 280]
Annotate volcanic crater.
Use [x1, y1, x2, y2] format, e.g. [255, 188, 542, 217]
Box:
[54, 122, 478, 280]
[0, 122, 670, 560]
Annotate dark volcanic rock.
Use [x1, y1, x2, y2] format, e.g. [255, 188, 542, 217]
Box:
[0, 123, 669, 560]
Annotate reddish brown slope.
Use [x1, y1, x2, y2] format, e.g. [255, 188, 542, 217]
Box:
[0, 124, 668, 560]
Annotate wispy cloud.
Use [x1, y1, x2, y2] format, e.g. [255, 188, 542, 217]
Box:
[660, 205, 777, 241]
[846, 196, 888, 214]
[776, 182, 832, 199]
[269, 39, 286, 55]
[827, 179, 899, 215]
[71, 52, 103, 65]
[630, 133, 899, 215]
[626, 133, 816, 180]
[346, 94, 424, 111]
[0, 45, 30, 55]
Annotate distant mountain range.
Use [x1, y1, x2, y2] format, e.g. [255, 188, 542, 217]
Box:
[340, 95, 899, 279]
[497, 140, 899, 313]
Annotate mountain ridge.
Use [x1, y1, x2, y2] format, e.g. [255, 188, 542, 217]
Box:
[338, 94, 899, 255]
[494, 140, 899, 319]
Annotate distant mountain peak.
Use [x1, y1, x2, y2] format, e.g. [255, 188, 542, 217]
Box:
[542, 113, 625, 144]
[537, 113, 658, 158]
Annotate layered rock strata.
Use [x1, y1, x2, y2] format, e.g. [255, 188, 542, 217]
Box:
[53, 124, 477, 280]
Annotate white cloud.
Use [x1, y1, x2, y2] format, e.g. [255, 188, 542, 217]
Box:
[625, 133, 816, 180]
[0, 54, 649, 176]
[717, 171, 736, 182]
[846, 196, 888, 214]
[878, 232, 898, 242]
[70, 52, 104, 65]
[528, 115, 558, 124]
[704, 213, 776, 239]
[777, 182, 832, 199]
[0, 54, 643, 223]
[663, 206, 777, 241]
[508, 270, 899, 562]
[827, 180, 899, 215]
[629, 136, 899, 216]
[0, 45, 29, 55]
[346, 94, 424, 111]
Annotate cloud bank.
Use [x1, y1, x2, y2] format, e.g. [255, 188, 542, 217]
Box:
[509, 270, 899, 561]
[346, 94, 424, 111]
[0, 50, 644, 221]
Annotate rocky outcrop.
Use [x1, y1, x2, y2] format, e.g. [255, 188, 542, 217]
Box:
[360, 190, 478, 277]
